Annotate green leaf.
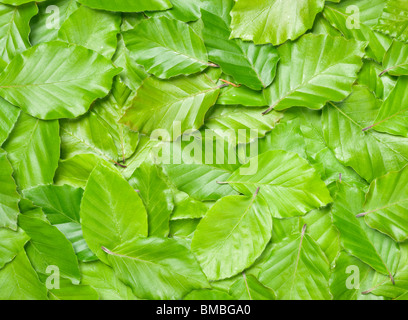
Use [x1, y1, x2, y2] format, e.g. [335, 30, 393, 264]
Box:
[0, 98, 20, 145]
[60, 80, 139, 165]
[0, 228, 29, 269]
[0, 2, 38, 63]
[123, 17, 209, 79]
[57, 5, 121, 59]
[3, 113, 60, 190]
[54, 154, 101, 188]
[323, 0, 392, 62]
[357, 60, 396, 100]
[161, 133, 239, 201]
[120, 73, 220, 140]
[112, 35, 148, 92]
[382, 40, 408, 76]
[0, 149, 20, 229]
[230, 0, 325, 45]
[292, 109, 367, 188]
[19, 214, 81, 284]
[103, 237, 209, 300]
[201, 2, 279, 90]
[259, 225, 332, 300]
[191, 191, 272, 280]
[90, 80, 139, 161]
[23, 184, 97, 262]
[322, 86, 408, 182]
[171, 192, 209, 220]
[60, 114, 119, 165]
[0, 41, 120, 120]
[375, 0, 408, 43]
[229, 274, 276, 300]
[80, 261, 138, 300]
[0, 250, 48, 300]
[183, 289, 234, 300]
[0, 0, 45, 4]
[76, 0, 172, 12]
[48, 278, 99, 300]
[30, 0, 80, 45]
[128, 161, 174, 237]
[216, 84, 268, 107]
[300, 207, 340, 264]
[256, 119, 308, 160]
[331, 182, 399, 280]
[361, 166, 408, 242]
[329, 251, 378, 300]
[227, 150, 333, 218]
[369, 76, 408, 137]
[204, 105, 283, 144]
[80, 161, 148, 263]
[147, 0, 201, 22]
[263, 34, 366, 113]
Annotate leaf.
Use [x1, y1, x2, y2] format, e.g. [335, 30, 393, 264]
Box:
[357, 60, 396, 100]
[161, 133, 239, 201]
[54, 154, 101, 188]
[331, 182, 399, 280]
[227, 150, 333, 218]
[120, 73, 221, 140]
[0, 98, 20, 145]
[0, 41, 120, 120]
[216, 84, 268, 107]
[123, 17, 210, 79]
[230, 0, 325, 45]
[204, 105, 283, 144]
[322, 85, 408, 182]
[0, 228, 29, 269]
[375, 0, 408, 43]
[171, 192, 209, 220]
[3, 113, 60, 190]
[169, 219, 201, 241]
[147, 0, 202, 22]
[183, 289, 235, 300]
[90, 80, 139, 161]
[0, 149, 20, 229]
[191, 190, 272, 280]
[263, 34, 366, 114]
[381, 40, 408, 76]
[112, 35, 148, 92]
[48, 279, 99, 300]
[76, 0, 172, 12]
[19, 214, 81, 284]
[23, 184, 97, 262]
[229, 274, 276, 300]
[128, 161, 174, 237]
[201, 3, 279, 90]
[323, 0, 392, 62]
[80, 161, 148, 263]
[369, 76, 408, 138]
[0, 250, 48, 300]
[0, 0, 45, 4]
[60, 114, 120, 164]
[0, 2, 37, 63]
[329, 251, 378, 300]
[259, 225, 332, 300]
[57, 5, 121, 59]
[291, 109, 367, 188]
[103, 237, 209, 300]
[30, 0, 80, 45]
[80, 261, 137, 300]
[299, 207, 340, 264]
[360, 166, 408, 242]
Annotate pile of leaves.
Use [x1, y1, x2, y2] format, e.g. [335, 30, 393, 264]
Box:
[0, 0, 408, 300]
